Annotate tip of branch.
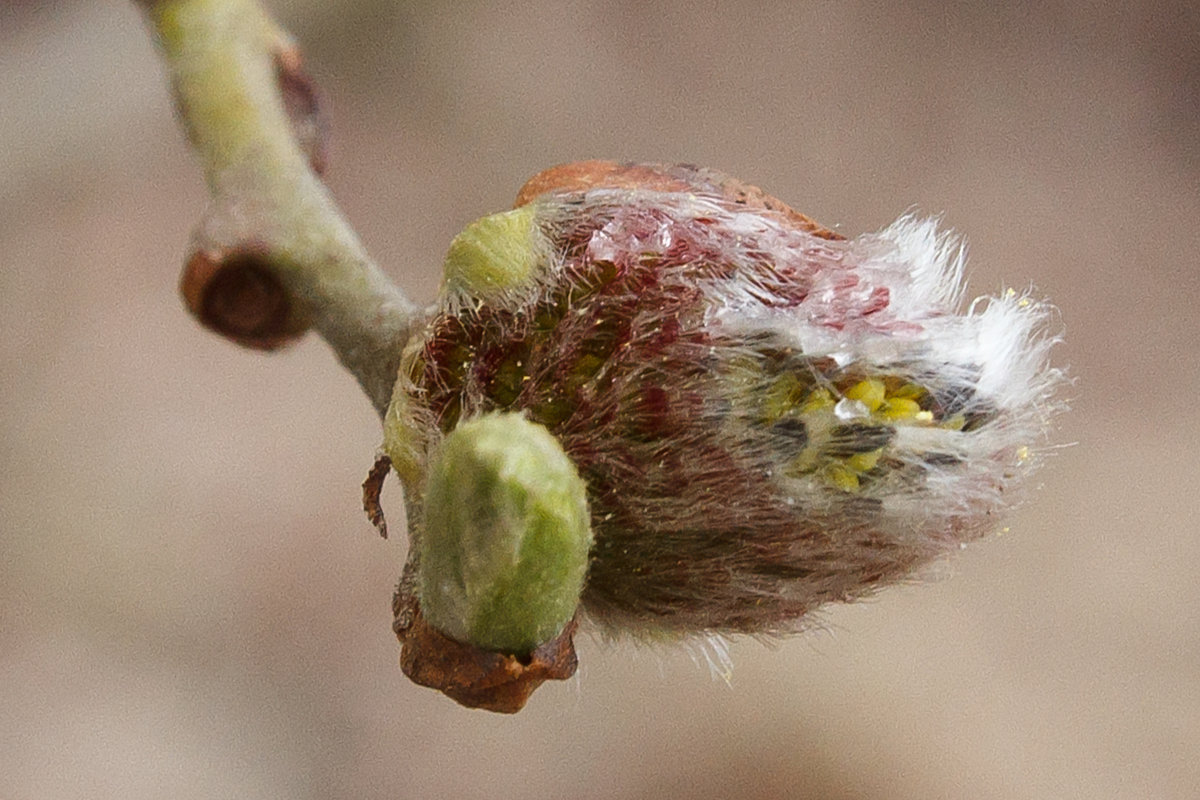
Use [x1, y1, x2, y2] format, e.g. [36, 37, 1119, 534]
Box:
[181, 246, 310, 350]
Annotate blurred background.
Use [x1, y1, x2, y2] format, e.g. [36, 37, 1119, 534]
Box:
[2, 1, 1197, 797]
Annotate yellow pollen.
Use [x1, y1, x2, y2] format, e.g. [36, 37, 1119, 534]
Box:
[826, 463, 860, 492]
[845, 379, 886, 412]
[801, 388, 835, 413]
[880, 397, 922, 420]
[846, 450, 882, 472]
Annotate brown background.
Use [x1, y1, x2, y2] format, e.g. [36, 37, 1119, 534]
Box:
[3, 1, 1198, 797]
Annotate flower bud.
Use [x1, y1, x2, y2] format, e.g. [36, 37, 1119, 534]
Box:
[386, 161, 1065, 640]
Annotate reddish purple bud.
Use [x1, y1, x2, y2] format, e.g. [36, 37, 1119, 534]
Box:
[385, 162, 1065, 640]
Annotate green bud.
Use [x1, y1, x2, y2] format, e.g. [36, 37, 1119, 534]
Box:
[441, 205, 543, 303]
[419, 412, 592, 654]
[381, 353, 427, 488]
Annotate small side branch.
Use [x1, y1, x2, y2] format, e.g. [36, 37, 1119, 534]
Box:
[140, 0, 418, 413]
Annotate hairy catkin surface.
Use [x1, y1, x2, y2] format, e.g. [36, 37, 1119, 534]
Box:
[397, 188, 1065, 637]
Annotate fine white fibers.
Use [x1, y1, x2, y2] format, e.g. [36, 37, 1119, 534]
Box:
[729, 211, 1061, 415]
[860, 213, 968, 313]
[965, 290, 1064, 411]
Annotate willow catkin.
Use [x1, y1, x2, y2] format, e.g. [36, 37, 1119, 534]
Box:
[385, 179, 1066, 640]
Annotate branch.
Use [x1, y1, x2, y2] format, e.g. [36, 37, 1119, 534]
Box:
[140, 0, 417, 413]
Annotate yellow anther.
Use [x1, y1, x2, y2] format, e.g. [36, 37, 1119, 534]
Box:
[880, 397, 922, 420]
[941, 414, 966, 431]
[891, 382, 927, 400]
[915, 410, 934, 423]
[826, 463, 860, 492]
[763, 374, 805, 422]
[845, 379, 886, 412]
[1016, 445, 1030, 461]
[846, 450, 882, 472]
[800, 387, 835, 413]
[786, 448, 821, 475]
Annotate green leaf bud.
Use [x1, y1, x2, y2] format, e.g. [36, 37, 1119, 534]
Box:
[441, 205, 544, 305]
[419, 412, 592, 654]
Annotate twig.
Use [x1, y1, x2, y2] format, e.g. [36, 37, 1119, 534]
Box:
[139, 0, 417, 413]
